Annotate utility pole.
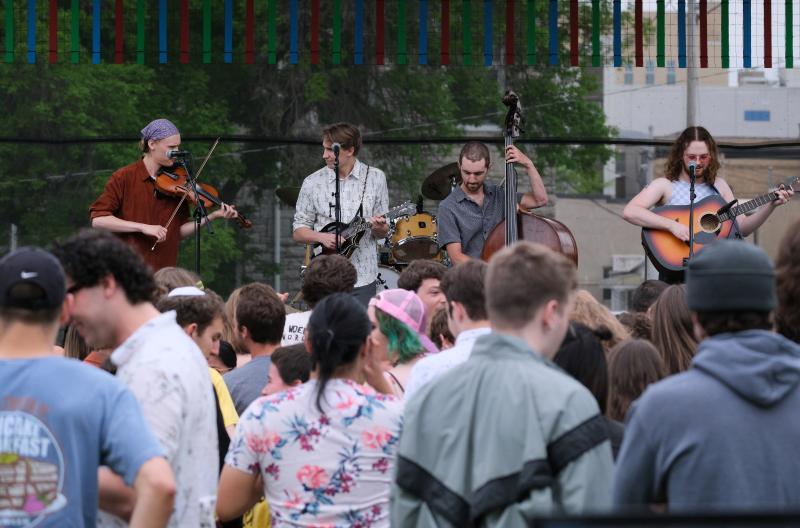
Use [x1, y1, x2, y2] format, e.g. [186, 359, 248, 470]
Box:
[687, 0, 698, 126]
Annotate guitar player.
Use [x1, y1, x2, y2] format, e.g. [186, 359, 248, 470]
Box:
[293, 122, 390, 305]
[623, 126, 793, 283]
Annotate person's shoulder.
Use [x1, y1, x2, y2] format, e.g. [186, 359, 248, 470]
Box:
[111, 159, 145, 179]
[302, 166, 329, 184]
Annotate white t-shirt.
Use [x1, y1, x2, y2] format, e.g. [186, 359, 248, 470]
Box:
[281, 310, 312, 346]
[112, 311, 218, 528]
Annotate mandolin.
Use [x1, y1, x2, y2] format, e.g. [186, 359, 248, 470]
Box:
[313, 201, 416, 259]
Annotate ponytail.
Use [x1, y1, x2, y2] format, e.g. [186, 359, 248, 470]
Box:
[307, 293, 370, 413]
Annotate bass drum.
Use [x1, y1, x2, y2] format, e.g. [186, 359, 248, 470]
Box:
[376, 265, 400, 291]
[391, 212, 441, 263]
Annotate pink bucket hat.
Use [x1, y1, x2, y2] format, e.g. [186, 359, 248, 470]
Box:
[369, 288, 439, 354]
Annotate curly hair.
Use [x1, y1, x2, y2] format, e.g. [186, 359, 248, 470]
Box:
[155, 290, 225, 335]
[375, 308, 423, 365]
[664, 126, 721, 185]
[776, 219, 800, 343]
[52, 229, 156, 305]
[301, 255, 357, 308]
[397, 260, 447, 293]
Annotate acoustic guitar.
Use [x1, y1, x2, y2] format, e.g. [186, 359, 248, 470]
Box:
[313, 201, 416, 259]
[642, 177, 798, 273]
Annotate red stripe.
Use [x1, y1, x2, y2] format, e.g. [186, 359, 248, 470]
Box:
[245, 0, 254, 64]
[180, 0, 189, 63]
[505, 0, 514, 64]
[376, 0, 385, 65]
[311, 0, 320, 64]
[764, 0, 772, 67]
[49, 0, 58, 63]
[114, 0, 124, 64]
[570, 0, 579, 66]
[441, 0, 449, 65]
[634, 0, 643, 66]
[699, 0, 708, 67]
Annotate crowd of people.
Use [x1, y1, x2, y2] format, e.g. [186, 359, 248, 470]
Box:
[3, 219, 800, 527]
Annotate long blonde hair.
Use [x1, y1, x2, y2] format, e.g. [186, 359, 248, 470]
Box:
[570, 290, 630, 355]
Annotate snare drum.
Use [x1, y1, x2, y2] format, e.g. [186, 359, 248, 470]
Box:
[391, 212, 441, 263]
[376, 265, 400, 291]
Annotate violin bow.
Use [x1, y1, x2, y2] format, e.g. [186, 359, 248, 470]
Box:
[151, 137, 221, 251]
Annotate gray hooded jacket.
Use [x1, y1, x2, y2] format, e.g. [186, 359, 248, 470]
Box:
[613, 330, 800, 511]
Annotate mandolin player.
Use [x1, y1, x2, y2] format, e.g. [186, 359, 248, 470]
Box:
[623, 126, 793, 283]
[89, 118, 238, 270]
[293, 122, 390, 306]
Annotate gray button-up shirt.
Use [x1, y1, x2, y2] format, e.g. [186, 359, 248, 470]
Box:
[437, 182, 519, 259]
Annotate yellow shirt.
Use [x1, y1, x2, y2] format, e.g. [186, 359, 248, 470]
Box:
[209, 368, 239, 428]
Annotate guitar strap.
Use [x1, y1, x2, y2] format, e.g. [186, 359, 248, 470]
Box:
[356, 164, 370, 218]
[711, 184, 743, 239]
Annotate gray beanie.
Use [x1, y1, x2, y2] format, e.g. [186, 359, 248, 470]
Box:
[686, 239, 776, 312]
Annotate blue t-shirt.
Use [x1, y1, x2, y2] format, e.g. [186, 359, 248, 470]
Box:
[0, 356, 164, 527]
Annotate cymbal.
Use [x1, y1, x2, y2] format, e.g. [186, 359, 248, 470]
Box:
[275, 187, 301, 207]
[421, 163, 461, 201]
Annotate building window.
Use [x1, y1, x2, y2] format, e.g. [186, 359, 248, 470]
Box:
[645, 60, 655, 85]
[744, 110, 770, 121]
[624, 64, 633, 85]
[667, 60, 676, 85]
[616, 151, 626, 174]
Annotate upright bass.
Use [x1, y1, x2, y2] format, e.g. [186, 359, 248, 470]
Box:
[480, 91, 579, 265]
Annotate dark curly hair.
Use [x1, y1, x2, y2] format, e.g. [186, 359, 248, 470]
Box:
[776, 219, 800, 343]
[664, 126, 721, 185]
[397, 260, 447, 293]
[52, 229, 156, 304]
[301, 255, 357, 308]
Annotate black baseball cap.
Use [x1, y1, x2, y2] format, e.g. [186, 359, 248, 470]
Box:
[0, 247, 66, 310]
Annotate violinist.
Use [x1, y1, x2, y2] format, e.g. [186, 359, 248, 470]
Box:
[90, 118, 238, 270]
[437, 141, 548, 265]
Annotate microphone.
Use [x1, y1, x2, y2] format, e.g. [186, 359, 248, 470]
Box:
[332, 143, 341, 156]
[167, 150, 191, 159]
[688, 160, 697, 178]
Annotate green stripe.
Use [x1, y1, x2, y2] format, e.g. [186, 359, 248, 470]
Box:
[591, 0, 600, 66]
[462, 0, 471, 65]
[721, 0, 728, 68]
[5, 0, 13, 63]
[656, 0, 665, 67]
[70, 0, 79, 63]
[333, 0, 341, 65]
[136, 0, 145, 64]
[398, 0, 407, 64]
[527, 0, 536, 65]
[786, 0, 793, 69]
[203, 0, 211, 63]
[268, 0, 277, 64]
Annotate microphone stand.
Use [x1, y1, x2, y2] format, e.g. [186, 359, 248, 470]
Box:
[180, 155, 212, 275]
[685, 163, 697, 268]
[334, 147, 341, 253]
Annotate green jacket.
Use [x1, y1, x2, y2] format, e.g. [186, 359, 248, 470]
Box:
[391, 332, 613, 527]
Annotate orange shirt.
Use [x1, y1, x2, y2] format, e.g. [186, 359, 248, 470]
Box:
[90, 160, 190, 271]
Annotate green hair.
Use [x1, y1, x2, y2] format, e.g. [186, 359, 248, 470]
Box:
[375, 308, 423, 364]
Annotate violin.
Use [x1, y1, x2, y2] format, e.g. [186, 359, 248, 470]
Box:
[155, 164, 252, 229]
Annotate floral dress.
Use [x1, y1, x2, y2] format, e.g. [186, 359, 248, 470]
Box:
[226, 378, 404, 527]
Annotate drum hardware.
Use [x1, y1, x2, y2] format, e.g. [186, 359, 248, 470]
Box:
[421, 163, 462, 201]
[390, 212, 441, 263]
[376, 265, 401, 291]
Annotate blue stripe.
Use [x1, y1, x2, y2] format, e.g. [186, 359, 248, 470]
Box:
[483, 0, 492, 65]
[92, 0, 101, 64]
[613, 0, 621, 66]
[290, 0, 298, 64]
[159, 0, 167, 63]
[549, 0, 558, 65]
[678, 0, 686, 67]
[355, 0, 364, 64]
[27, 0, 35, 63]
[743, 0, 751, 68]
[224, 0, 232, 63]
[420, 0, 428, 64]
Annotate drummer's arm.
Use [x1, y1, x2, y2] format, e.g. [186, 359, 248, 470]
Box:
[445, 243, 472, 265]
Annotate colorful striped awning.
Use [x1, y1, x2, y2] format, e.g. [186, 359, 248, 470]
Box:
[2, 0, 792, 68]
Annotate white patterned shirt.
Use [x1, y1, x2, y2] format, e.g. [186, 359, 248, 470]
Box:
[293, 160, 389, 287]
[111, 311, 218, 528]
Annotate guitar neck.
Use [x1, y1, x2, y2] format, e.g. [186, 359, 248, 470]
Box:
[720, 189, 781, 221]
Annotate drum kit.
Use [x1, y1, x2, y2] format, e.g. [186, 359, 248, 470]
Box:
[275, 162, 462, 290]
